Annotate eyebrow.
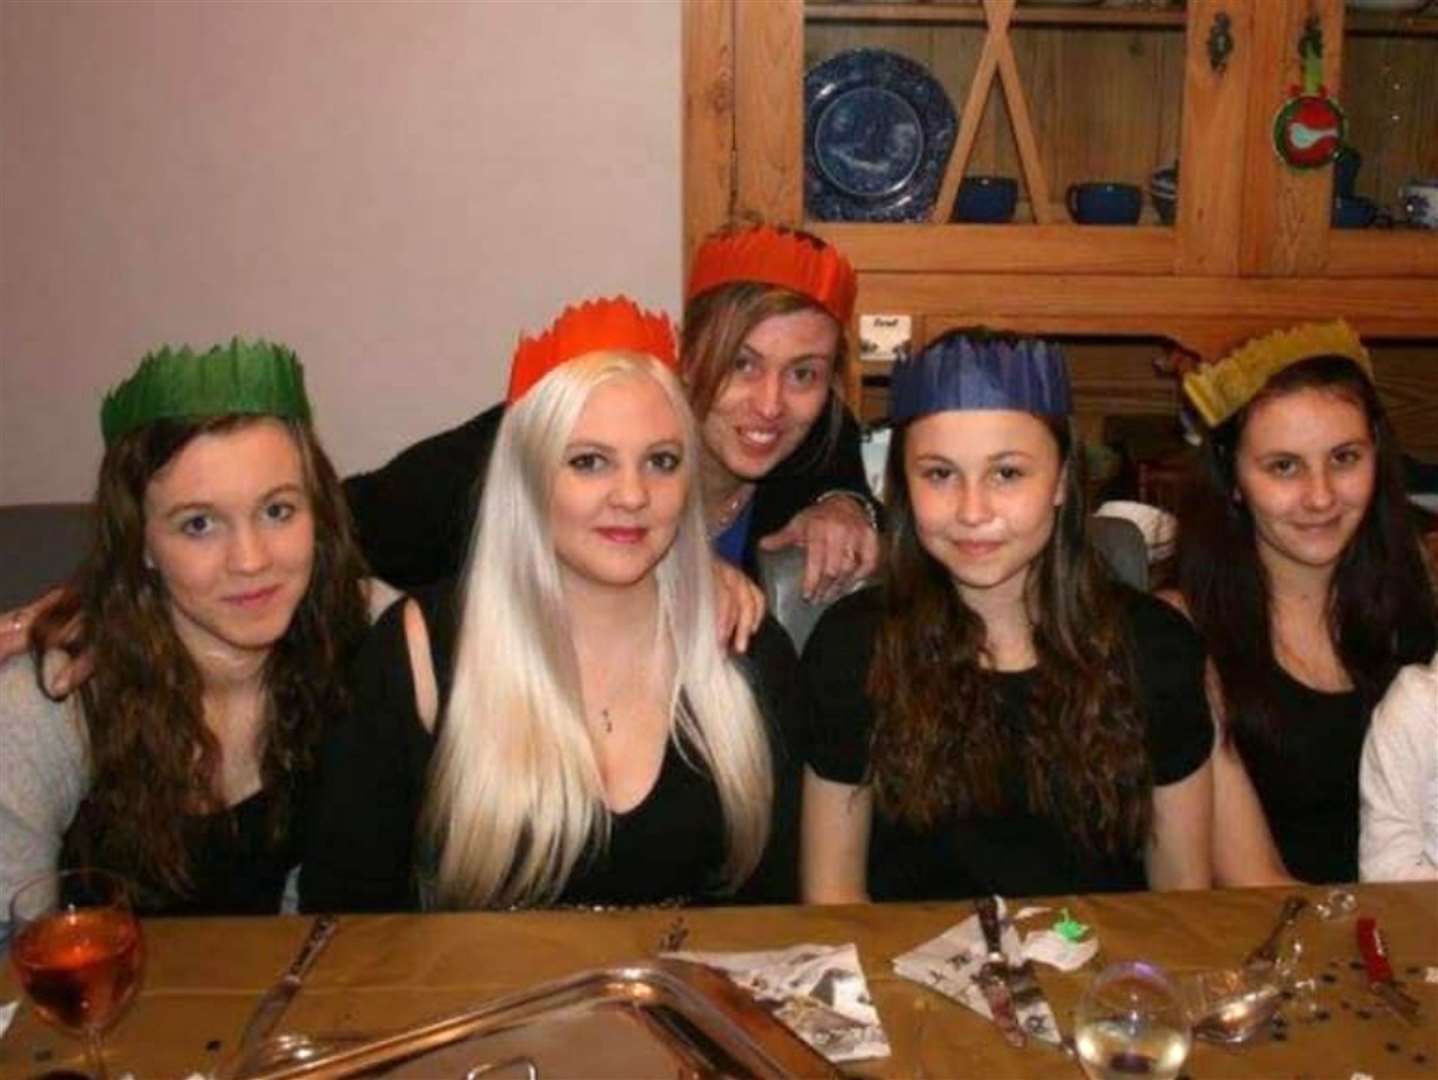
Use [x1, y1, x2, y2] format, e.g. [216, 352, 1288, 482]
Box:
[160, 481, 305, 520]
[914, 449, 1038, 465]
[736, 343, 833, 365]
[564, 438, 683, 453]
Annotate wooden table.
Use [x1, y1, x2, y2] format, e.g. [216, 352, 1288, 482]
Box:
[2, 883, 1434, 1079]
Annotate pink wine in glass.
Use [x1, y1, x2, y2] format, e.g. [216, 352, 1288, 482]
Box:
[12, 906, 143, 1033]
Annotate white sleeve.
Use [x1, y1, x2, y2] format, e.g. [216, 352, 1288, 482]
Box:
[0, 657, 89, 913]
[1359, 659, 1438, 882]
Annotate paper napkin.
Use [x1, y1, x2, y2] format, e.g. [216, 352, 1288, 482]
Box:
[892, 900, 1065, 1045]
[666, 942, 890, 1062]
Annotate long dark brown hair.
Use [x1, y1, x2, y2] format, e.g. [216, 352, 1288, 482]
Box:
[34, 415, 369, 902]
[867, 416, 1151, 857]
[1175, 355, 1436, 752]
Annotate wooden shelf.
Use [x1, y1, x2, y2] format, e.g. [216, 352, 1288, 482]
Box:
[805, 3, 1186, 29]
[806, 3, 1438, 36]
[1344, 13, 1438, 37]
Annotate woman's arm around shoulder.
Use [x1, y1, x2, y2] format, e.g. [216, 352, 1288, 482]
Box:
[0, 656, 88, 912]
[343, 405, 504, 588]
[1154, 588, 1297, 887]
[1359, 656, 1438, 882]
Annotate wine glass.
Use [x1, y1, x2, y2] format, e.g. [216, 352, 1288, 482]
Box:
[1074, 960, 1192, 1080]
[8, 869, 145, 1080]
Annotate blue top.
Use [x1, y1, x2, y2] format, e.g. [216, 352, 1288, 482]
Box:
[712, 497, 757, 566]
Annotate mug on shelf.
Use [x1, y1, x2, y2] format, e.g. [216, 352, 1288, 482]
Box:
[1332, 144, 1362, 198]
[1067, 181, 1143, 225]
[1401, 179, 1438, 229]
[1331, 195, 1378, 229]
[951, 175, 1019, 224]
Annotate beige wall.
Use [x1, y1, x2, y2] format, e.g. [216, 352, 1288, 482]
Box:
[0, 0, 682, 503]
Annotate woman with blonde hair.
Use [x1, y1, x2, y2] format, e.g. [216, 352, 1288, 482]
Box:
[343, 224, 879, 609]
[301, 298, 803, 910]
[0, 339, 370, 916]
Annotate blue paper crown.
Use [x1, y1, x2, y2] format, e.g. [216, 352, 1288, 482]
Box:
[890, 331, 1072, 421]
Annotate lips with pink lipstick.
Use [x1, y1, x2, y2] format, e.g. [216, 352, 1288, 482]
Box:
[595, 526, 648, 544]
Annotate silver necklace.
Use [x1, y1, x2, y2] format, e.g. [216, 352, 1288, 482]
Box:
[708, 483, 755, 538]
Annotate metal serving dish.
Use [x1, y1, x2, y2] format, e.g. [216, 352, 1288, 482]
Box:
[233, 958, 842, 1080]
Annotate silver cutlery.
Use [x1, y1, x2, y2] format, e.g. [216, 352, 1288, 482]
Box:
[1243, 895, 1307, 969]
[975, 896, 1026, 1048]
[237, 914, 339, 1056]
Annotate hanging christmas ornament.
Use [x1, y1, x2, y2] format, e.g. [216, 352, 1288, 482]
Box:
[1272, 18, 1346, 170]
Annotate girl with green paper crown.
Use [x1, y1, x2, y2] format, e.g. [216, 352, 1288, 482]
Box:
[0, 340, 373, 916]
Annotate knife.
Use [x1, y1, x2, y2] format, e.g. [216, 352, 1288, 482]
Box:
[975, 895, 1026, 1048]
[1242, 895, 1308, 969]
[238, 914, 340, 1054]
[1356, 916, 1422, 1025]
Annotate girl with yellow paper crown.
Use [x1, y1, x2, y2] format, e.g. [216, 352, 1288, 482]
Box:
[301, 298, 804, 911]
[0, 340, 371, 916]
[1161, 321, 1437, 885]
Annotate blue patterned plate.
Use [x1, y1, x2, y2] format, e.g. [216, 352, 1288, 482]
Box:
[805, 49, 957, 223]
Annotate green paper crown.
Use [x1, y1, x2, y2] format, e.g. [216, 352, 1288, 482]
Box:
[100, 337, 312, 446]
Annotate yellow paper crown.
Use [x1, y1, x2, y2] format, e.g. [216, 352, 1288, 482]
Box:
[1183, 320, 1373, 427]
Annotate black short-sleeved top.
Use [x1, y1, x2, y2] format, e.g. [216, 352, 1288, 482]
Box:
[1235, 670, 1366, 884]
[803, 586, 1213, 901]
[300, 583, 804, 912]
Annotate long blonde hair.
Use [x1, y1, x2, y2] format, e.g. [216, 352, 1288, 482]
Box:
[423, 352, 772, 908]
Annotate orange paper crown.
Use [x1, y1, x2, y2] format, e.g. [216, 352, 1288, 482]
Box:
[506, 296, 679, 403]
[686, 225, 857, 326]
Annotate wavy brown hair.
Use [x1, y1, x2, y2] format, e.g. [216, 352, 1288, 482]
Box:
[867, 416, 1151, 857]
[34, 415, 369, 904]
[1175, 355, 1437, 754]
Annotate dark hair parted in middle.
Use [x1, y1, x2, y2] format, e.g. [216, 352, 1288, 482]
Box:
[40, 414, 370, 903]
[866, 336, 1151, 859]
[1175, 354, 1437, 753]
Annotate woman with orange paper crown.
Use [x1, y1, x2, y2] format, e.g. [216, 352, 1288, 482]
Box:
[0, 340, 372, 917]
[300, 298, 805, 912]
[342, 225, 879, 609]
[1159, 320, 1437, 885]
[800, 331, 1213, 903]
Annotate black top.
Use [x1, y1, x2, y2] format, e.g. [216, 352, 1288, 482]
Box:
[300, 584, 805, 912]
[1235, 668, 1366, 884]
[342, 398, 876, 587]
[802, 587, 1213, 901]
[64, 787, 296, 917]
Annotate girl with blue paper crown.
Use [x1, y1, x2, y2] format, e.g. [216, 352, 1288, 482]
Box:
[801, 331, 1214, 902]
[301, 297, 804, 911]
[0, 340, 372, 916]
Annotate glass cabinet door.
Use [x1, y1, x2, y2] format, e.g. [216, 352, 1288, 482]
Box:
[1331, 4, 1438, 265]
[803, 1, 1191, 228]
